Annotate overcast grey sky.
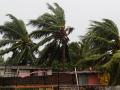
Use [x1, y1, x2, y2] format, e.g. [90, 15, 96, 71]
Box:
[0, 0, 120, 41]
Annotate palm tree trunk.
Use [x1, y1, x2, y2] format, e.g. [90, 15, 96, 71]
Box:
[61, 44, 66, 70]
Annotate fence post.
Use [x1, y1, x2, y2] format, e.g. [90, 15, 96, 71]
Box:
[75, 67, 79, 90]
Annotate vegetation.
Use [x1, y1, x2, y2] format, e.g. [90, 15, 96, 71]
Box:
[78, 19, 120, 85]
[0, 14, 37, 65]
[0, 3, 120, 85]
[29, 3, 74, 69]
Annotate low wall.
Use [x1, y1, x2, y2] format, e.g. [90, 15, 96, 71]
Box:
[0, 73, 76, 86]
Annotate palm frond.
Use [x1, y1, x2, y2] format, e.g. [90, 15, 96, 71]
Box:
[14, 48, 26, 65]
[103, 19, 119, 34]
[0, 25, 22, 39]
[103, 50, 120, 69]
[86, 35, 115, 46]
[27, 47, 36, 65]
[0, 44, 20, 55]
[7, 14, 28, 37]
[32, 35, 54, 51]
[30, 29, 56, 39]
[65, 27, 74, 35]
[90, 20, 118, 36]
[0, 14, 28, 40]
[0, 40, 16, 47]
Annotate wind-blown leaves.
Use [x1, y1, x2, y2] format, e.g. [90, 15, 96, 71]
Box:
[0, 14, 29, 40]
[0, 40, 16, 47]
[103, 50, 120, 85]
[29, 3, 74, 67]
[0, 14, 37, 65]
[78, 19, 120, 85]
[82, 19, 119, 54]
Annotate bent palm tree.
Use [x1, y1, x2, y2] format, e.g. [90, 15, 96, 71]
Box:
[0, 14, 36, 65]
[29, 3, 74, 67]
[79, 19, 120, 85]
[84, 19, 119, 53]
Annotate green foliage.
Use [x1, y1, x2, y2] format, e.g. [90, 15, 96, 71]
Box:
[77, 19, 120, 85]
[29, 3, 74, 68]
[1, 3, 120, 85]
[0, 14, 37, 65]
[68, 42, 81, 62]
[51, 60, 74, 71]
[103, 50, 120, 85]
[83, 19, 119, 54]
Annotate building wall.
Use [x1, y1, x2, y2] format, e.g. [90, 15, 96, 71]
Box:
[0, 73, 76, 86]
[88, 74, 99, 85]
[78, 74, 88, 86]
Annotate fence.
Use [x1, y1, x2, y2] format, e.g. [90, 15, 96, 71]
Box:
[0, 85, 120, 90]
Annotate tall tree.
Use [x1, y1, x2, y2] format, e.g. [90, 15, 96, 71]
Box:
[29, 3, 74, 67]
[68, 42, 81, 64]
[78, 19, 120, 85]
[0, 14, 36, 65]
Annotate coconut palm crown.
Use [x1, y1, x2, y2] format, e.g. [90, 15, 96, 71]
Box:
[29, 3, 74, 66]
[78, 19, 119, 66]
[78, 19, 120, 85]
[0, 14, 36, 65]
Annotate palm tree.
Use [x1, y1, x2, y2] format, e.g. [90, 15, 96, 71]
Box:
[68, 42, 81, 65]
[78, 19, 120, 85]
[87, 19, 119, 53]
[0, 14, 36, 65]
[29, 3, 74, 68]
[77, 36, 112, 69]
